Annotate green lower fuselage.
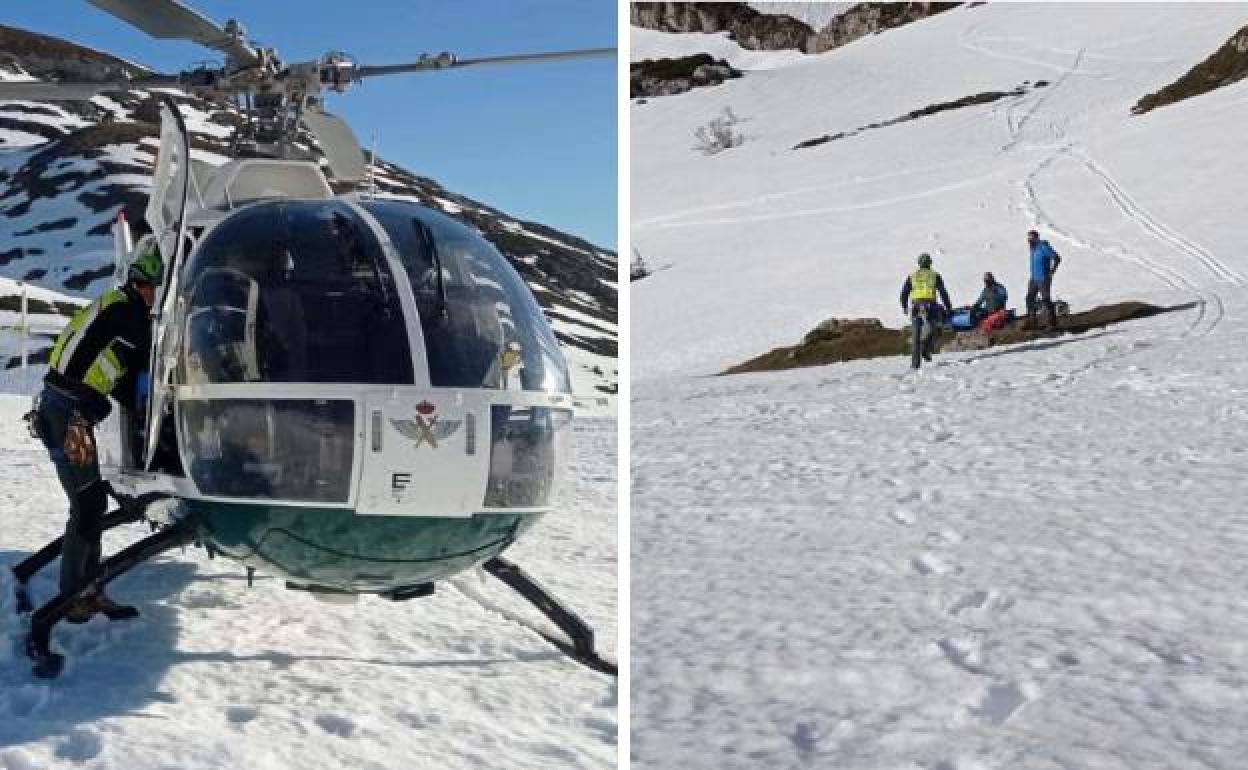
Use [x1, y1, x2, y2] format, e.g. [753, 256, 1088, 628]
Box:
[186, 501, 540, 593]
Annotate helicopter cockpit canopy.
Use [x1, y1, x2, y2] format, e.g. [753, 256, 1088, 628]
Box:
[167, 198, 572, 514]
[180, 199, 570, 392]
[362, 200, 570, 394]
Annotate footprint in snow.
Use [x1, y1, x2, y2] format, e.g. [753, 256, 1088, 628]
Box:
[891, 509, 916, 526]
[937, 636, 989, 676]
[54, 728, 102, 762]
[315, 714, 356, 738]
[911, 553, 952, 576]
[226, 705, 258, 724]
[970, 680, 1035, 726]
[925, 528, 963, 545]
[948, 590, 1013, 617]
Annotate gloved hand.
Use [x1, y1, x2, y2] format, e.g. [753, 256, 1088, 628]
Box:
[137, 371, 151, 411]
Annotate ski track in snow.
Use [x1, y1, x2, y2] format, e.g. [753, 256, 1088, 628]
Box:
[633, 4, 1248, 768]
[0, 401, 616, 769]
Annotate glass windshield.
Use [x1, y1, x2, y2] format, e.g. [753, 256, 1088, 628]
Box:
[182, 200, 413, 385]
[180, 399, 355, 503]
[363, 201, 571, 393]
[485, 406, 572, 508]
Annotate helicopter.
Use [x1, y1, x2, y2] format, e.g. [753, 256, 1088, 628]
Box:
[1, 0, 616, 679]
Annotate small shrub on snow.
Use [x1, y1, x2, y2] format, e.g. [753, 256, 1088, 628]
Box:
[693, 107, 744, 155]
[630, 248, 651, 282]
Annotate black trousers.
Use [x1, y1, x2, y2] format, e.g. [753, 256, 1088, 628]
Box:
[36, 387, 109, 595]
[1025, 276, 1055, 325]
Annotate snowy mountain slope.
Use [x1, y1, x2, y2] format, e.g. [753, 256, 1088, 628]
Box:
[0, 399, 617, 770]
[747, 3, 855, 33]
[632, 4, 1248, 768]
[632, 27, 809, 70]
[632, 2, 1248, 379]
[0, 26, 616, 400]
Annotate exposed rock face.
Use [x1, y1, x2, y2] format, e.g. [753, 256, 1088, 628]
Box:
[724, 302, 1173, 375]
[1134, 24, 1248, 114]
[802, 317, 883, 345]
[0, 23, 147, 83]
[631, 2, 814, 51]
[631, 54, 742, 98]
[810, 3, 960, 53]
[631, 2, 960, 55]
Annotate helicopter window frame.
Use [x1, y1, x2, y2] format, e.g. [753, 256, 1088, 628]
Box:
[173, 386, 366, 508]
[177, 200, 417, 386]
[360, 201, 572, 394]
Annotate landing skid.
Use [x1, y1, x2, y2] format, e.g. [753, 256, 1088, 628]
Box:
[22, 520, 194, 679]
[11, 491, 170, 614]
[11, 503, 614, 679]
[482, 556, 617, 677]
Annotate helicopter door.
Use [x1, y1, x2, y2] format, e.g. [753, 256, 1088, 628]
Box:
[144, 97, 194, 470]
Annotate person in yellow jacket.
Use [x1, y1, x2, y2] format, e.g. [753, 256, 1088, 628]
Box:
[899, 252, 954, 362]
[31, 243, 163, 622]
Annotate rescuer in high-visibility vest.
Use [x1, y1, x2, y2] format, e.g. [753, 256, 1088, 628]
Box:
[899, 252, 954, 362]
[30, 242, 163, 623]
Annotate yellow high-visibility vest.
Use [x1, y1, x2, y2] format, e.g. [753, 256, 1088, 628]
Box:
[48, 288, 130, 397]
[910, 268, 937, 302]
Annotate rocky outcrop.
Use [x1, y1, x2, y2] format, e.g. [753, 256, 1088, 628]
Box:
[0, 23, 147, 83]
[631, 2, 960, 55]
[631, 3, 814, 51]
[722, 302, 1177, 375]
[793, 80, 1047, 150]
[810, 3, 960, 53]
[1133, 24, 1248, 114]
[801, 317, 883, 345]
[631, 54, 741, 98]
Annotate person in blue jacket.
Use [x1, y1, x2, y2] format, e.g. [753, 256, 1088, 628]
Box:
[970, 272, 1008, 324]
[1025, 229, 1062, 329]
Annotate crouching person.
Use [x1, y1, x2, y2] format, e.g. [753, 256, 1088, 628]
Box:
[972, 272, 1009, 332]
[32, 244, 162, 622]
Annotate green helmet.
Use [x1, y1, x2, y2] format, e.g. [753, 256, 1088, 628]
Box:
[129, 242, 164, 285]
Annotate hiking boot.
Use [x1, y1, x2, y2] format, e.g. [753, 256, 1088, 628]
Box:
[91, 594, 140, 621]
[64, 593, 139, 623]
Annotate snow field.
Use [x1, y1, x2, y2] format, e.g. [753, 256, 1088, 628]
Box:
[0, 398, 616, 769]
[632, 3, 1248, 768]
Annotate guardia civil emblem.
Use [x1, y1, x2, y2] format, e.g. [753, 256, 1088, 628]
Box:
[390, 401, 462, 449]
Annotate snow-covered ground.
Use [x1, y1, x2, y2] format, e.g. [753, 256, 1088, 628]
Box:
[632, 4, 1248, 768]
[0, 399, 616, 769]
[632, 27, 810, 71]
[747, 2, 854, 32]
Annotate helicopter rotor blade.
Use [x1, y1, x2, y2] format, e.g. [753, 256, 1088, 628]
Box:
[354, 47, 615, 79]
[0, 76, 181, 102]
[302, 106, 369, 182]
[85, 0, 258, 66]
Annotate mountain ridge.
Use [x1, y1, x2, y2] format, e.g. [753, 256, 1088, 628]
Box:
[0, 25, 615, 395]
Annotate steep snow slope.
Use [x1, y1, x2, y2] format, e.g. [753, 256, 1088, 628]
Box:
[0, 399, 617, 770]
[633, 4, 1248, 769]
[632, 27, 809, 70]
[632, 2, 1248, 379]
